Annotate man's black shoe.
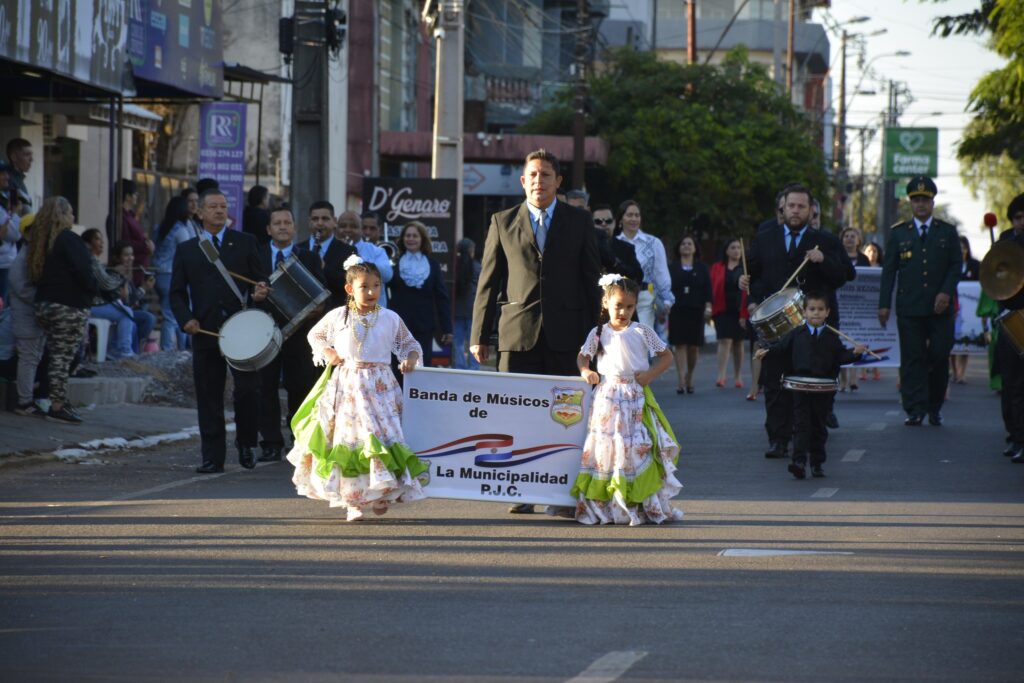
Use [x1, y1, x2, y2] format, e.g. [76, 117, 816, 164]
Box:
[46, 406, 82, 425]
[1011, 449, 1024, 464]
[258, 447, 282, 462]
[788, 463, 806, 480]
[508, 503, 535, 514]
[928, 412, 943, 426]
[196, 462, 224, 474]
[1004, 443, 1020, 457]
[238, 447, 257, 469]
[811, 465, 825, 478]
[764, 442, 787, 459]
[825, 413, 839, 429]
[904, 414, 924, 426]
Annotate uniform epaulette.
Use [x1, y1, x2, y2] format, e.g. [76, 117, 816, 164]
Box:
[890, 221, 910, 231]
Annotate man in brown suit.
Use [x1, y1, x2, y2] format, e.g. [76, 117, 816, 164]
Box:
[471, 149, 601, 513]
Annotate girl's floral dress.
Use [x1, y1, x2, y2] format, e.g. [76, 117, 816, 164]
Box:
[572, 322, 683, 526]
[286, 306, 427, 519]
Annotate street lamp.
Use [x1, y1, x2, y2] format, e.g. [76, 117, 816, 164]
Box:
[910, 111, 944, 126]
[835, 28, 890, 176]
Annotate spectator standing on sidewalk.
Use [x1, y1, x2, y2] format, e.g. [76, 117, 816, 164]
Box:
[152, 197, 192, 350]
[9, 215, 46, 416]
[5, 138, 33, 214]
[0, 162, 21, 302]
[30, 197, 97, 424]
[106, 179, 154, 286]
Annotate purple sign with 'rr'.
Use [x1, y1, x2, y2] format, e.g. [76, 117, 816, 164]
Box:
[198, 102, 247, 231]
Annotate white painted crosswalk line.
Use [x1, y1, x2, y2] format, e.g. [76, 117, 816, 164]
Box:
[866, 422, 886, 431]
[566, 651, 648, 683]
[842, 449, 865, 462]
[811, 487, 839, 498]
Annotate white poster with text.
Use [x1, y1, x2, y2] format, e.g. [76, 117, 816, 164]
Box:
[403, 368, 591, 505]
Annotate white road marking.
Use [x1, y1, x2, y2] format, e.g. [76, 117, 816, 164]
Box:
[866, 422, 886, 431]
[565, 651, 648, 683]
[718, 549, 854, 557]
[811, 487, 839, 498]
[841, 449, 865, 462]
[885, 410, 901, 416]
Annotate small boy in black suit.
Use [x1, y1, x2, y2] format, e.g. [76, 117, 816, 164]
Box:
[755, 292, 866, 480]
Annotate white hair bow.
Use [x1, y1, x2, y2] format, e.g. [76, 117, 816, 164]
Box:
[598, 273, 624, 288]
[343, 255, 365, 270]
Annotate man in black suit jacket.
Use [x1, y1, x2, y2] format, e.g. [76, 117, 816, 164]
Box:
[471, 150, 601, 375]
[740, 184, 849, 460]
[300, 200, 356, 309]
[471, 150, 601, 514]
[170, 190, 270, 473]
[255, 205, 327, 462]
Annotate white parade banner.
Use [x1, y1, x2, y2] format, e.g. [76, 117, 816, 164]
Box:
[402, 367, 591, 506]
[836, 267, 901, 368]
[836, 268, 989, 366]
[952, 281, 987, 356]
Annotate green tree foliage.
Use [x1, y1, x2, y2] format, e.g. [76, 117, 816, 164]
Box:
[520, 47, 828, 241]
[962, 152, 1024, 225]
[931, 0, 1024, 169]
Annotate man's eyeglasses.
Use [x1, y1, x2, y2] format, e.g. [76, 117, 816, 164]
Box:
[594, 218, 614, 226]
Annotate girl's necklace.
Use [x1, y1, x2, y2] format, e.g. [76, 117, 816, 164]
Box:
[351, 304, 382, 354]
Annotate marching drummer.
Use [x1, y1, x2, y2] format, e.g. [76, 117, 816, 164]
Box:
[739, 184, 849, 461]
[754, 292, 865, 480]
[170, 188, 270, 474]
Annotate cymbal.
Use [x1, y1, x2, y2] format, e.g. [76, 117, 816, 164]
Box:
[980, 240, 1024, 300]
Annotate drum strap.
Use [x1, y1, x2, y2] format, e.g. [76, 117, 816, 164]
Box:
[198, 238, 247, 308]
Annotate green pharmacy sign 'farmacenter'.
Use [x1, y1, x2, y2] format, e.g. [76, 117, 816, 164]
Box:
[884, 127, 939, 180]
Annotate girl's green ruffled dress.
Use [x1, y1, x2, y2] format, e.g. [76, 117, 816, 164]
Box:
[573, 322, 684, 526]
[286, 307, 428, 521]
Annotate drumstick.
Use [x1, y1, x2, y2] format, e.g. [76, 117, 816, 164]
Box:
[779, 256, 810, 292]
[227, 270, 262, 287]
[740, 238, 748, 276]
[825, 325, 882, 359]
[195, 328, 222, 338]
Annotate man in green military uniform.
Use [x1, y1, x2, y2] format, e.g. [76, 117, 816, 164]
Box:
[878, 176, 963, 425]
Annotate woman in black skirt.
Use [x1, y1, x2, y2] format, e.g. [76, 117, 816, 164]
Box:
[709, 238, 748, 389]
[668, 234, 711, 393]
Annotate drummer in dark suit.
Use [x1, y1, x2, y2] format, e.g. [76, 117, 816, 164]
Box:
[255, 205, 327, 462]
[302, 200, 356, 308]
[878, 176, 963, 426]
[170, 190, 270, 473]
[740, 184, 850, 459]
[755, 292, 865, 479]
[997, 193, 1024, 462]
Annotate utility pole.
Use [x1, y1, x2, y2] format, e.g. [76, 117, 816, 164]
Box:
[429, 0, 465, 242]
[288, 1, 347, 223]
[833, 30, 848, 228]
[572, 0, 590, 190]
[786, 0, 795, 94]
[878, 80, 899, 243]
[687, 0, 696, 64]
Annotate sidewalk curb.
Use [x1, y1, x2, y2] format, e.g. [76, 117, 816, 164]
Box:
[0, 423, 236, 468]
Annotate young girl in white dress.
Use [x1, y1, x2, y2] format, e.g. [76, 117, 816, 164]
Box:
[287, 255, 428, 521]
[573, 274, 684, 526]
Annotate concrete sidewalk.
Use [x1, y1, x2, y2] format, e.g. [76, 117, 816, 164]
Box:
[0, 404, 202, 462]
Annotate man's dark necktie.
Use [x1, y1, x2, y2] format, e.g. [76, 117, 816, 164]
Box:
[788, 228, 800, 259]
[313, 238, 322, 257]
[274, 250, 285, 269]
[212, 235, 221, 252]
[920, 224, 928, 242]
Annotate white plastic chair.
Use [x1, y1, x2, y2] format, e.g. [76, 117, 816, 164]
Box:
[87, 318, 111, 363]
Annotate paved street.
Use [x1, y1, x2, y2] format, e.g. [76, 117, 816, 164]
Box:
[1, 356, 1022, 682]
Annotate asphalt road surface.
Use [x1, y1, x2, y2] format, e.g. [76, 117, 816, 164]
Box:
[1, 356, 1022, 682]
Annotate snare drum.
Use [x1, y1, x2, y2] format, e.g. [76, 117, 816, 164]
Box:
[750, 288, 805, 342]
[997, 308, 1024, 356]
[782, 376, 840, 393]
[267, 255, 330, 338]
[218, 309, 283, 371]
